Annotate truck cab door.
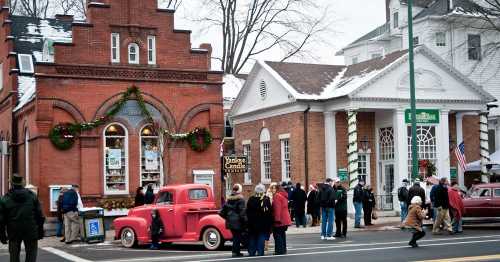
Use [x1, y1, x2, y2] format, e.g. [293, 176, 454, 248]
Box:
[155, 191, 177, 238]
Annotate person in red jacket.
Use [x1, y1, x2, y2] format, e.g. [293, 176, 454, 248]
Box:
[448, 182, 465, 234]
[270, 183, 292, 255]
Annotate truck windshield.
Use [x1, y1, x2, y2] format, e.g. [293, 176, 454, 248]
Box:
[157, 191, 173, 204]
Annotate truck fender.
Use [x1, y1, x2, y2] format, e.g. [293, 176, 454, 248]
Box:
[198, 214, 232, 240]
[114, 216, 149, 241]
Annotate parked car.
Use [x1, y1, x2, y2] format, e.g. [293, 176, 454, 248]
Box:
[113, 184, 232, 250]
[463, 183, 500, 218]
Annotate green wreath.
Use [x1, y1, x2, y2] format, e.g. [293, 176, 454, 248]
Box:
[186, 127, 213, 152]
[49, 123, 77, 150]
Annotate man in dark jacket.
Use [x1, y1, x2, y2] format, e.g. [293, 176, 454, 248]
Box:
[353, 180, 365, 228]
[407, 180, 426, 208]
[0, 174, 45, 262]
[220, 184, 247, 257]
[291, 183, 307, 228]
[62, 185, 80, 244]
[246, 184, 272, 256]
[398, 179, 410, 222]
[333, 178, 348, 238]
[316, 178, 336, 240]
[432, 177, 453, 234]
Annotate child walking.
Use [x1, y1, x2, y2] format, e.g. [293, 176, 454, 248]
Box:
[403, 196, 427, 248]
[150, 209, 164, 250]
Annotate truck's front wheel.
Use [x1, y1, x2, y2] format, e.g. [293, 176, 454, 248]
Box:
[202, 227, 224, 251]
[120, 227, 137, 248]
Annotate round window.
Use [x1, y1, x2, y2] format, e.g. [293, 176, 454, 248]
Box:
[259, 80, 267, 100]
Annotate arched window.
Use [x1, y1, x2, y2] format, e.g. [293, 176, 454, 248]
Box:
[140, 125, 163, 191]
[379, 127, 394, 161]
[260, 128, 271, 183]
[103, 123, 128, 195]
[128, 43, 139, 64]
[408, 126, 437, 178]
[25, 129, 29, 185]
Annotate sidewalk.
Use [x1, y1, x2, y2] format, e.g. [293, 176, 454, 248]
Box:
[287, 216, 402, 235]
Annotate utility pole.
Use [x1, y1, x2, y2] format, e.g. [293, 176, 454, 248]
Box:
[407, 0, 419, 181]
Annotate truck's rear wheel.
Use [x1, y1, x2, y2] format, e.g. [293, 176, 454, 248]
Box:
[120, 227, 137, 248]
[202, 227, 223, 251]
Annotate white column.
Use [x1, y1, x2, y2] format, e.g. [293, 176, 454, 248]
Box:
[480, 111, 490, 183]
[347, 110, 359, 188]
[393, 109, 408, 212]
[456, 113, 465, 187]
[438, 110, 450, 180]
[324, 111, 337, 180]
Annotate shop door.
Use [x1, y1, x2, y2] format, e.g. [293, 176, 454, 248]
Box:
[382, 163, 395, 210]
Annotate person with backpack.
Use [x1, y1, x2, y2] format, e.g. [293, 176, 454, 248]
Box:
[149, 209, 164, 250]
[246, 184, 273, 256]
[353, 180, 365, 228]
[220, 184, 247, 257]
[398, 179, 410, 222]
[62, 185, 80, 244]
[333, 178, 348, 238]
[317, 178, 336, 240]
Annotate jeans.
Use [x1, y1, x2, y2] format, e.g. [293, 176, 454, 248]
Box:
[248, 232, 267, 256]
[9, 239, 38, 262]
[230, 230, 243, 255]
[273, 226, 288, 255]
[451, 209, 463, 233]
[354, 202, 363, 227]
[400, 202, 408, 222]
[56, 220, 64, 237]
[321, 207, 335, 237]
[335, 210, 348, 237]
[295, 214, 306, 227]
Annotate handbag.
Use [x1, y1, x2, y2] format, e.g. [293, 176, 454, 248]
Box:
[371, 211, 378, 220]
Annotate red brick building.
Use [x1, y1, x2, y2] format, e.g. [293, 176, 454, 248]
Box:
[0, 0, 224, 215]
[230, 47, 493, 211]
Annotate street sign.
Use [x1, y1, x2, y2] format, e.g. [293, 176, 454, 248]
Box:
[338, 168, 348, 182]
[405, 109, 440, 124]
[450, 167, 457, 180]
[223, 156, 248, 173]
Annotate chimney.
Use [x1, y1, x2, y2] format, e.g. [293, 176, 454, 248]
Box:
[200, 43, 212, 70]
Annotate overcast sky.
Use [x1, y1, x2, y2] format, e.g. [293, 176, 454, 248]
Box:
[174, 0, 386, 71]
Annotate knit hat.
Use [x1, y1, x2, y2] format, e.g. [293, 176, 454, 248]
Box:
[255, 184, 266, 194]
[410, 196, 422, 205]
[11, 174, 24, 186]
[232, 183, 242, 194]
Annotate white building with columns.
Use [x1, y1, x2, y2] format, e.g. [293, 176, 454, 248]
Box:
[230, 46, 494, 212]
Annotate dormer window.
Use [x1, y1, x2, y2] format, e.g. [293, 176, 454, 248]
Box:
[111, 33, 120, 63]
[147, 36, 156, 65]
[18, 54, 34, 74]
[128, 43, 139, 64]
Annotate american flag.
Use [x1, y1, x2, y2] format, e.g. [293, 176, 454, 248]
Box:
[455, 142, 467, 171]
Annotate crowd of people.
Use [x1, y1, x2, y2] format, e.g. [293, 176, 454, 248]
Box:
[399, 177, 466, 248]
[219, 178, 378, 257]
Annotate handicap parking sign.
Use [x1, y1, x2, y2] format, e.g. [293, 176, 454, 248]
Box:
[88, 219, 101, 237]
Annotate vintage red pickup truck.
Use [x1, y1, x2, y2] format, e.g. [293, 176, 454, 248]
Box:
[113, 184, 232, 250]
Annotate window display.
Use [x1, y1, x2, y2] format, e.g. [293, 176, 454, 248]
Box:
[104, 124, 128, 194]
[140, 125, 163, 190]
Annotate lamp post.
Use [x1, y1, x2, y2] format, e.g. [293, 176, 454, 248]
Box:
[407, 0, 419, 181]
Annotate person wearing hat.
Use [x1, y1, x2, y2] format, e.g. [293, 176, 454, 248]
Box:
[398, 179, 410, 222]
[333, 178, 348, 238]
[219, 184, 247, 257]
[0, 174, 45, 262]
[407, 179, 426, 209]
[246, 184, 272, 256]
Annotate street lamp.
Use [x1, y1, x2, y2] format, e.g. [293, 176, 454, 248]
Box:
[408, 0, 419, 181]
[360, 136, 370, 152]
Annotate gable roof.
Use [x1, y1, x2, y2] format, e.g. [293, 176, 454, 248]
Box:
[414, 0, 478, 20]
[343, 23, 390, 49]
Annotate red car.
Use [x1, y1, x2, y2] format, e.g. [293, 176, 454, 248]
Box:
[113, 184, 232, 250]
[463, 183, 500, 218]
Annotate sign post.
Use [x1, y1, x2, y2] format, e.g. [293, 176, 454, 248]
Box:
[408, 0, 419, 182]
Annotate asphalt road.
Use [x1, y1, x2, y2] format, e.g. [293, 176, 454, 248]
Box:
[2, 226, 500, 262]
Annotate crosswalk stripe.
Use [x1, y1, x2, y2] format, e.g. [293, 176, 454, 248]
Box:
[41, 247, 93, 262]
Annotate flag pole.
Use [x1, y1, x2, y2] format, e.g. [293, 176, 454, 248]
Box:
[407, 0, 419, 181]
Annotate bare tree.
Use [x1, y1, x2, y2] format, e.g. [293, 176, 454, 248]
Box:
[193, 0, 333, 74]
[159, 0, 182, 10]
[7, 0, 19, 14]
[16, 0, 51, 18]
[54, 0, 86, 17]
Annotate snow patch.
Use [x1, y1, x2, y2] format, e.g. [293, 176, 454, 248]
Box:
[26, 20, 72, 40]
[14, 76, 36, 111]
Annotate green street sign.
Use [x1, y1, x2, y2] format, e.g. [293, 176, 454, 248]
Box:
[450, 167, 457, 180]
[338, 168, 348, 182]
[405, 109, 440, 124]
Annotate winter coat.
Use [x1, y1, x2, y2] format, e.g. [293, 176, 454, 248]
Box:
[363, 190, 376, 209]
[404, 204, 426, 232]
[291, 188, 307, 216]
[135, 192, 145, 207]
[397, 186, 409, 202]
[220, 193, 247, 231]
[56, 193, 64, 222]
[144, 189, 155, 205]
[334, 185, 348, 212]
[272, 190, 292, 227]
[448, 187, 465, 219]
[407, 185, 426, 207]
[150, 215, 164, 237]
[316, 183, 336, 208]
[353, 184, 365, 203]
[434, 184, 450, 209]
[0, 188, 45, 241]
[246, 194, 273, 235]
[62, 189, 79, 213]
[306, 190, 320, 215]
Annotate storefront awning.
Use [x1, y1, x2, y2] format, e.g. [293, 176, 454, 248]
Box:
[466, 150, 500, 173]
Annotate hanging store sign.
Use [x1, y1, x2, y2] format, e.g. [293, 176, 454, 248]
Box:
[223, 156, 248, 173]
[405, 109, 440, 124]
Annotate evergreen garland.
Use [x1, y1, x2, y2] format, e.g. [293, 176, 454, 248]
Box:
[49, 86, 212, 152]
